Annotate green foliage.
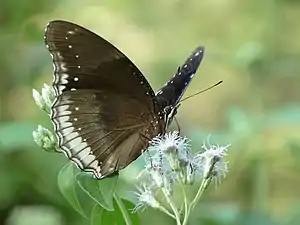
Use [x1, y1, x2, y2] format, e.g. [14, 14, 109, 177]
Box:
[57, 159, 140, 224]
[75, 171, 117, 211]
[1, 0, 300, 225]
[57, 163, 139, 224]
[58, 163, 86, 217]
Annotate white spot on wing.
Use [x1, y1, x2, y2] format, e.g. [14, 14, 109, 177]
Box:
[70, 139, 87, 156]
[67, 30, 76, 35]
[64, 132, 78, 143]
[56, 121, 72, 130]
[88, 161, 99, 170]
[72, 146, 90, 160]
[57, 105, 70, 112]
[59, 115, 70, 123]
[82, 155, 96, 166]
[60, 127, 74, 136]
[60, 73, 69, 84]
[54, 85, 66, 94]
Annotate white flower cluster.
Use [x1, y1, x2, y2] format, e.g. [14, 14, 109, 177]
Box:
[32, 84, 55, 114]
[32, 125, 58, 152]
[32, 84, 57, 152]
[134, 131, 230, 225]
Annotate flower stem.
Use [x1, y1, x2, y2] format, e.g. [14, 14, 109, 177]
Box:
[113, 193, 132, 225]
[189, 177, 212, 211]
[158, 206, 176, 219]
[162, 187, 181, 225]
[188, 155, 217, 212]
[178, 178, 189, 225]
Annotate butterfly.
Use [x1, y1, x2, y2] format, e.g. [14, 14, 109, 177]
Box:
[44, 20, 204, 179]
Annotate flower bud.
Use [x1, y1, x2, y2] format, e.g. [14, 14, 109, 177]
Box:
[42, 84, 55, 108]
[33, 125, 57, 152]
[32, 89, 46, 110]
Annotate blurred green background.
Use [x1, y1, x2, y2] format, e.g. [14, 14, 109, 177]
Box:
[1, 0, 300, 224]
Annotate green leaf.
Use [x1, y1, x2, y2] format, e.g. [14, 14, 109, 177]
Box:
[57, 163, 86, 217]
[90, 205, 114, 225]
[76, 172, 118, 211]
[90, 197, 140, 225]
[58, 162, 120, 217]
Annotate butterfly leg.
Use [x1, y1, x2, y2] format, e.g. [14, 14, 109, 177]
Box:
[174, 117, 181, 135]
[139, 133, 151, 142]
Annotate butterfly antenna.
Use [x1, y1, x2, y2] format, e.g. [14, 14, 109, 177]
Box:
[179, 80, 223, 103]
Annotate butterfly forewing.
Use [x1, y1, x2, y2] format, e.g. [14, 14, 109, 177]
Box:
[45, 20, 164, 178]
[156, 46, 204, 109]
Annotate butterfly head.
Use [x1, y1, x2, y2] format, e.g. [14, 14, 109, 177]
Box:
[163, 103, 181, 128]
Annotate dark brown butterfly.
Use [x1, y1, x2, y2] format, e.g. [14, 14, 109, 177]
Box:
[44, 20, 204, 179]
